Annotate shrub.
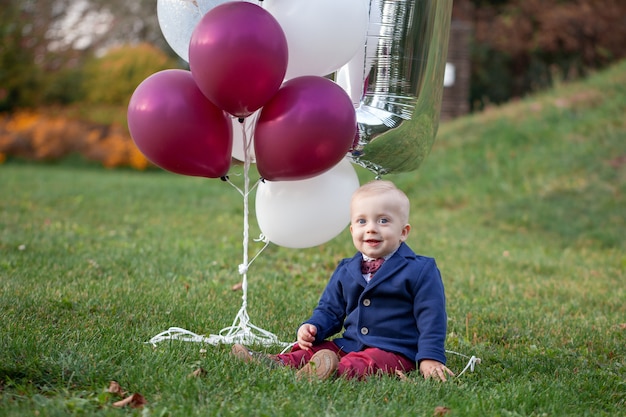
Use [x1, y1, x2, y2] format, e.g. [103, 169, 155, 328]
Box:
[468, 0, 626, 109]
[41, 67, 86, 105]
[82, 43, 179, 106]
[0, 110, 149, 170]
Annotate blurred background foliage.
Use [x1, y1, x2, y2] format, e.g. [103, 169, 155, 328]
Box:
[463, 0, 626, 110]
[0, 0, 625, 167]
[0, 0, 172, 111]
[81, 43, 177, 106]
[3, 0, 625, 112]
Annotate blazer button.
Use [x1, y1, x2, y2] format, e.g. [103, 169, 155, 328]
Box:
[361, 327, 369, 335]
[363, 299, 371, 307]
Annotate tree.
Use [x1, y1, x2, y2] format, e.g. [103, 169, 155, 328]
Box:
[0, 2, 42, 110]
[464, 0, 626, 108]
[0, 0, 171, 110]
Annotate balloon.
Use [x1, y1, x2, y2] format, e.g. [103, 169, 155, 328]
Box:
[231, 111, 258, 163]
[336, 0, 382, 107]
[264, 0, 368, 79]
[342, 0, 453, 176]
[188, 2, 288, 118]
[157, 0, 226, 62]
[254, 76, 356, 181]
[255, 158, 360, 248]
[127, 69, 232, 178]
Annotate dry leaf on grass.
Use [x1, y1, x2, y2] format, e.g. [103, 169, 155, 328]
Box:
[188, 367, 207, 378]
[108, 381, 146, 409]
[107, 381, 127, 397]
[433, 406, 452, 416]
[231, 282, 243, 291]
[113, 393, 147, 409]
[395, 369, 409, 381]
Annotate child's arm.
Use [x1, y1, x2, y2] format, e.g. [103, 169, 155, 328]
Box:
[413, 258, 448, 364]
[412, 257, 450, 380]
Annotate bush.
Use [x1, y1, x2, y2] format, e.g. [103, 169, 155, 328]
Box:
[82, 43, 179, 106]
[0, 43, 181, 170]
[0, 109, 150, 170]
[469, 0, 626, 109]
[41, 67, 86, 105]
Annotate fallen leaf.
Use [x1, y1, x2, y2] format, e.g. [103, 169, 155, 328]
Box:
[107, 381, 126, 397]
[434, 406, 451, 416]
[395, 369, 409, 381]
[231, 282, 243, 291]
[188, 368, 207, 378]
[113, 393, 147, 409]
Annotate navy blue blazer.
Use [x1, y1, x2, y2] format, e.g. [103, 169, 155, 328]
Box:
[306, 242, 447, 364]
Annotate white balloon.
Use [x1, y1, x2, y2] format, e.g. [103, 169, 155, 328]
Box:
[264, 0, 369, 79]
[255, 158, 360, 248]
[231, 111, 258, 163]
[158, 0, 255, 62]
[157, 0, 213, 62]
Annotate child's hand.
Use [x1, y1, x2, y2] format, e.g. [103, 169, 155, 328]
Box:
[296, 324, 317, 350]
[419, 359, 455, 382]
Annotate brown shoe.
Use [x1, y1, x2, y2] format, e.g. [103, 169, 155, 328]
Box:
[231, 344, 281, 368]
[296, 349, 339, 381]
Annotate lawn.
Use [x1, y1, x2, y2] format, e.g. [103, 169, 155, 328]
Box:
[1, 60, 625, 416]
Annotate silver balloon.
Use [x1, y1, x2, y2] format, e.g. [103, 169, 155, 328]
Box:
[346, 0, 453, 176]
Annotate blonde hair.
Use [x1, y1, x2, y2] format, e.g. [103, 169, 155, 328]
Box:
[351, 180, 410, 224]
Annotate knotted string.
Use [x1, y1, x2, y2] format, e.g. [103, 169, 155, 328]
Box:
[445, 349, 482, 377]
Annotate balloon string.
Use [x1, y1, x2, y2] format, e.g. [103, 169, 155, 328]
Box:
[224, 177, 244, 197]
[217, 118, 285, 346]
[241, 120, 251, 313]
[224, 120, 270, 274]
[223, 176, 260, 199]
[147, 118, 287, 348]
[445, 349, 482, 377]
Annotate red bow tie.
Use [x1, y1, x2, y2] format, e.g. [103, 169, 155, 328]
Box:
[361, 258, 384, 275]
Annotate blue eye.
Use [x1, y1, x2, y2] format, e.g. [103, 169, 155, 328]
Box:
[357, 219, 366, 224]
[379, 218, 389, 224]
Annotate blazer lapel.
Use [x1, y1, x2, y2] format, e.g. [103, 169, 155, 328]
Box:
[347, 253, 367, 287]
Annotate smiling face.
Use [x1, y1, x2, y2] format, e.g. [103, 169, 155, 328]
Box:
[349, 182, 411, 259]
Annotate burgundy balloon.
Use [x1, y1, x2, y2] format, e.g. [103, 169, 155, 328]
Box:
[127, 69, 233, 178]
[188, 2, 288, 118]
[254, 76, 357, 181]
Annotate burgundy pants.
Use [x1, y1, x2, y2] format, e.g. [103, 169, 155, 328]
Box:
[276, 341, 415, 380]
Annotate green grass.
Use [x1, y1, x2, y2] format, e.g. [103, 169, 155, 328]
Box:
[1, 60, 625, 416]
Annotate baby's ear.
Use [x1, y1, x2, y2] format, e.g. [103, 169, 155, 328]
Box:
[400, 224, 411, 241]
